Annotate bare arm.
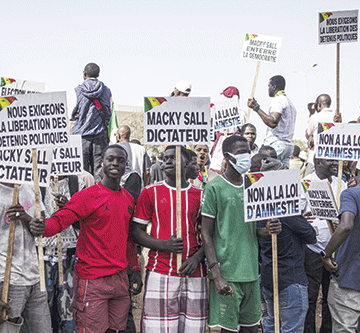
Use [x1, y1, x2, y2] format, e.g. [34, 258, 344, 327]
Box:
[201, 215, 233, 296]
[247, 98, 282, 129]
[322, 211, 354, 272]
[131, 222, 184, 253]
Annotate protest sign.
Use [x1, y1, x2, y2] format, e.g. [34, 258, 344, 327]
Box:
[318, 10, 358, 45]
[241, 33, 282, 64]
[244, 169, 301, 222]
[0, 147, 52, 186]
[52, 135, 83, 175]
[144, 97, 210, 145]
[211, 99, 246, 134]
[302, 180, 338, 220]
[1, 77, 45, 96]
[0, 91, 69, 149]
[315, 123, 360, 160]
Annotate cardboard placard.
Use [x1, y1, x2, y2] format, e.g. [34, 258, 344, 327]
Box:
[52, 135, 83, 175]
[318, 10, 358, 45]
[144, 97, 210, 145]
[211, 99, 245, 134]
[0, 77, 45, 96]
[0, 92, 69, 149]
[315, 123, 360, 160]
[244, 169, 301, 222]
[241, 33, 282, 64]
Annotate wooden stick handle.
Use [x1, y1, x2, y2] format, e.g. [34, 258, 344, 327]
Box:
[246, 61, 261, 123]
[336, 43, 340, 116]
[2, 184, 20, 318]
[272, 233, 280, 333]
[176, 146, 182, 272]
[32, 148, 46, 292]
[54, 178, 64, 286]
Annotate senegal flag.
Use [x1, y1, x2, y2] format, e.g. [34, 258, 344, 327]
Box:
[244, 173, 264, 189]
[0, 96, 17, 111]
[245, 33, 258, 41]
[318, 122, 334, 134]
[301, 180, 311, 193]
[108, 101, 118, 144]
[0, 77, 16, 87]
[319, 12, 332, 23]
[144, 97, 167, 112]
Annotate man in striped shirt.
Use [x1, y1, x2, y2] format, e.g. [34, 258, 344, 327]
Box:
[132, 145, 207, 333]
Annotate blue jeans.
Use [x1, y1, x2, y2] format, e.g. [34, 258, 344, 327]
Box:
[268, 140, 294, 168]
[262, 284, 308, 333]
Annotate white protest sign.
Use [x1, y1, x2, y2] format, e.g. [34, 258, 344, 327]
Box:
[211, 99, 245, 134]
[144, 97, 210, 145]
[318, 10, 358, 45]
[241, 33, 282, 64]
[302, 180, 338, 220]
[244, 169, 301, 222]
[0, 148, 52, 186]
[315, 123, 360, 160]
[1, 77, 45, 96]
[52, 135, 83, 175]
[0, 91, 69, 150]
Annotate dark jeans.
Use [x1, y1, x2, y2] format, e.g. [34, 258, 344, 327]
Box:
[82, 132, 109, 182]
[304, 247, 332, 333]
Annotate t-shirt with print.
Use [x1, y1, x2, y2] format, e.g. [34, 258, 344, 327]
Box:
[335, 184, 360, 291]
[0, 184, 45, 285]
[133, 181, 206, 277]
[201, 175, 258, 282]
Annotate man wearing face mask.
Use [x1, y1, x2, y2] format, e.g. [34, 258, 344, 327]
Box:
[201, 135, 281, 333]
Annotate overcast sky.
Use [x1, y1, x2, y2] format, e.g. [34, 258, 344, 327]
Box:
[2, 0, 359, 143]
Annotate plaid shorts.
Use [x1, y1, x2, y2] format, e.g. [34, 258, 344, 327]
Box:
[142, 271, 208, 333]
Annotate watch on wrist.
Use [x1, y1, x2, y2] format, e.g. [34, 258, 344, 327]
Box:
[320, 250, 331, 259]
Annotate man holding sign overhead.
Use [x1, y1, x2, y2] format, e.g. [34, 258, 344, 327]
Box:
[248, 75, 296, 167]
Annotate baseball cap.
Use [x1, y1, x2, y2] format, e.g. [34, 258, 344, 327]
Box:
[173, 80, 192, 95]
[221, 86, 240, 99]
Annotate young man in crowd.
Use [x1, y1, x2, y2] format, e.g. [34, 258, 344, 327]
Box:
[31, 145, 142, 333]
[252, 156, 316, 333]
[193, 145, 217, 188]
[321, 160, 360, 332]
[132, 145, 207, 333]
[0, 183, 52, 332]
[71, 63, 112, 182]
[301, 157, 347, 333]
[248, 75, 297, 167]
[240, 123, 258, 156]
[201, 135, 281, 333]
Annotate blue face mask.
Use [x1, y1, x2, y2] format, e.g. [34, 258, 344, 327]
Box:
[228, 152, 251, 174]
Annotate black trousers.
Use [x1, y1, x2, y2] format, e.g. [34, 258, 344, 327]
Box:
[303, 247, 332, 333]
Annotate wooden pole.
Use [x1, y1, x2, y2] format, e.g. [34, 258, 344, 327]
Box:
[2, 184, 20, 318]
[176, 146, 182, 272]
[272, 233, 280, 333]
[246, 61, 261, 123]
[32, 148, 46, 292]
[54, 177, 64, 286]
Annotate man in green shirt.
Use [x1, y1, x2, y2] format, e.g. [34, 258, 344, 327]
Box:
[201, 135, 280, 333]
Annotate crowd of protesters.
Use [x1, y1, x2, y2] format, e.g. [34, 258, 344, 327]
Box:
[1, 63, 359, 333]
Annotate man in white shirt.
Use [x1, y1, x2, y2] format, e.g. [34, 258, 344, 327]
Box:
[247, 75, 297, 167]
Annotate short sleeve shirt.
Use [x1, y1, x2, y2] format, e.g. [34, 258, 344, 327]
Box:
[335, 185, 360, 291]
[264, 92, 297, 144]
[202, 176, 258, 282]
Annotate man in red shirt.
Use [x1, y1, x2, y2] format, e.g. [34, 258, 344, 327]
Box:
[30, 145, 141, 333]
[132, 145, 207, 333]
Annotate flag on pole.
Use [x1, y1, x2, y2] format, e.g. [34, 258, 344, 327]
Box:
[108, 101, 118, 144]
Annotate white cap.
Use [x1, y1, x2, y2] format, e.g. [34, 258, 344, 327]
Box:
[299, 151, 308, 162]
[173, 80, 192, 95]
